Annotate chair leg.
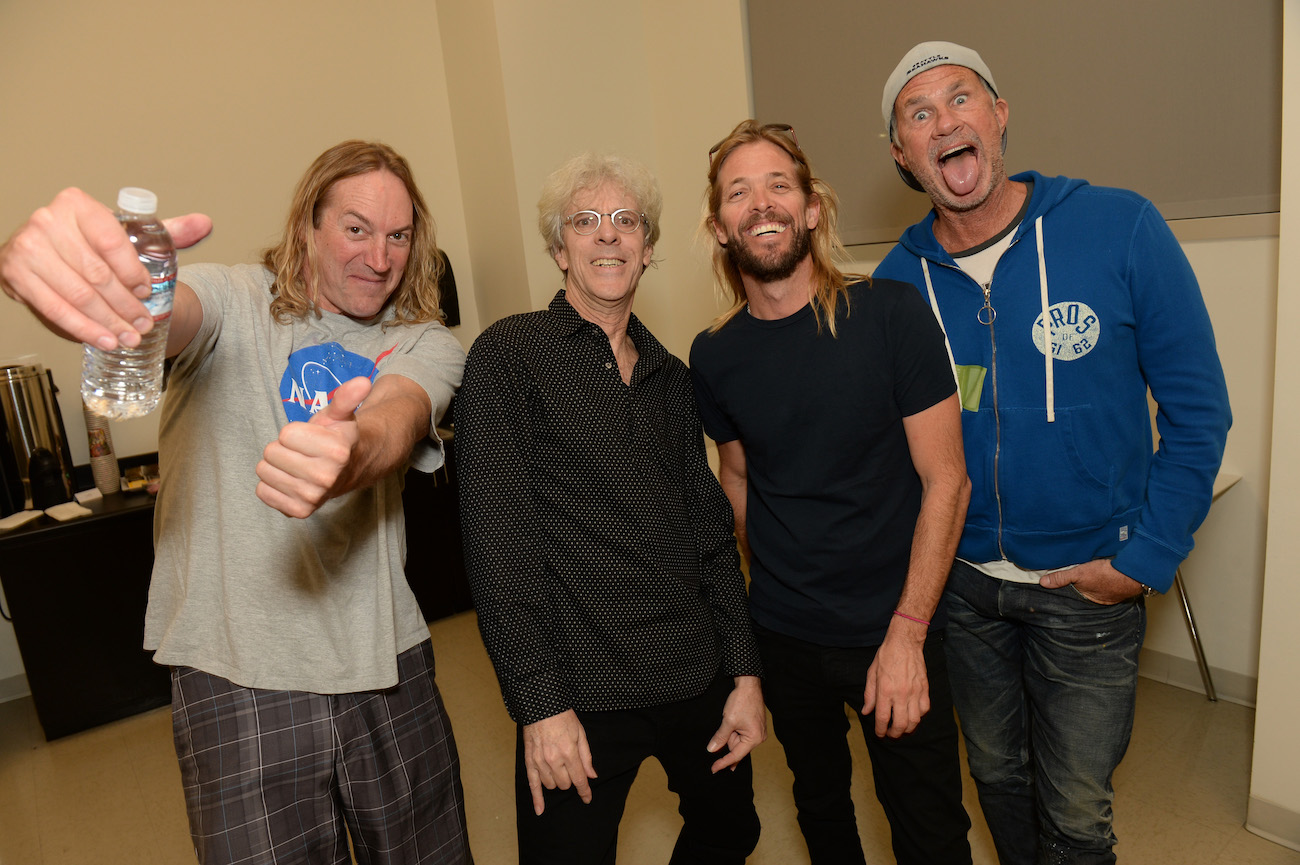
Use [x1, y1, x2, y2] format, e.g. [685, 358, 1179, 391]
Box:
[1174, 568, 1217, 701]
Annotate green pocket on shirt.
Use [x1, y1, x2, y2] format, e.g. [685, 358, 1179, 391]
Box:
[956, 364, 988, 412]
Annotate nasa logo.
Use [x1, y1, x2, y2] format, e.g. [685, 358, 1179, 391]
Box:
[279, 342, 392, 421]
[1031, 301, 1101, 361]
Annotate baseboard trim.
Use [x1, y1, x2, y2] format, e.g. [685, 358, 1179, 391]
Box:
[0, 673, 30, 704]
[1248, 796, 1300, 852]
[1137, 647, 1257, 707]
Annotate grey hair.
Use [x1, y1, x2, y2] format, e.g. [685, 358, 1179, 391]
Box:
[537, 153, 663, 260]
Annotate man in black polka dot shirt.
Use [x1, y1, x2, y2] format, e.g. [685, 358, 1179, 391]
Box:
[456, 153, 767, 865]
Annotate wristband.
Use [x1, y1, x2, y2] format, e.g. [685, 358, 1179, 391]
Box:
[893, 609, 931, 627]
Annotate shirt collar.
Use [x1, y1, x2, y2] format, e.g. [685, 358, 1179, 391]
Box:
[545, 289, 669, 379]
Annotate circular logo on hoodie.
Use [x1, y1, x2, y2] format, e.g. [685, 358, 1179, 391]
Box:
[1032, 301, 1100, 361]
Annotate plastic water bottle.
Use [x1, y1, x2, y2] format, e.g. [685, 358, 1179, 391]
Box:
[81, 187, 177, 419]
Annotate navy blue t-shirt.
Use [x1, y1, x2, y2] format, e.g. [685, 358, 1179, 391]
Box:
[689, 279, 956, 647]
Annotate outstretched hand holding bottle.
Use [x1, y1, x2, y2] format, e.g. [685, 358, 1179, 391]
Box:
[0, 187, 213, 419]
[0, 187, 212, 351]
[81, 188, 178, 418]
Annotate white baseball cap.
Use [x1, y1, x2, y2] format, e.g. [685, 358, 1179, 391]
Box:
[882, 41, 999, 135]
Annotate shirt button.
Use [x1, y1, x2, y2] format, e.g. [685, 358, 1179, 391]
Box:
[605, 362, 612, 369]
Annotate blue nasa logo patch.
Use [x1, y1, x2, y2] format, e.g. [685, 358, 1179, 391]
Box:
[279, 342, 377, 421]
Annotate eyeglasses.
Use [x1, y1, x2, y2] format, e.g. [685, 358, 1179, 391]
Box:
[564, 210, 649, 236]
[708, 123, 800, 164]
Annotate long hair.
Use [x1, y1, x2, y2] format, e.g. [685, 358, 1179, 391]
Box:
[261, 140, 443, 327]
[703, 120, 865, 335]
[537, 152, 662, 270]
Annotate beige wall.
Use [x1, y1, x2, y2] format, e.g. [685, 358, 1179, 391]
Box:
[1144, 232, 1276, 694]
[1247, 0, 1300, 849]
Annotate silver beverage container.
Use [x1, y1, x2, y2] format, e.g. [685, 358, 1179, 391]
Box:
[0, 359, 76, 513]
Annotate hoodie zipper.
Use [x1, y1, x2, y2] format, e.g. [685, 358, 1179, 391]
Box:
[979, 281, 1007, 560]
[924, 234, 1023, 563]
[916, 188, 1047, 564]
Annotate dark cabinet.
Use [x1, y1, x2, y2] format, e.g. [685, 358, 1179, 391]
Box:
[0, 492, 169, 740]
[1, 443, 472, 740]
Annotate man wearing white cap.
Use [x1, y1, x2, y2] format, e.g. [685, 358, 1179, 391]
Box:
[875, 41, 1232, 864]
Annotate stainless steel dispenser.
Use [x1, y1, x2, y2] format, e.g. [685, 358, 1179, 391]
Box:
[0, 359, 76, 513]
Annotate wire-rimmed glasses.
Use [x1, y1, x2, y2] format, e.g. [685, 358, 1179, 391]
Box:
[564, 210, 649, 236]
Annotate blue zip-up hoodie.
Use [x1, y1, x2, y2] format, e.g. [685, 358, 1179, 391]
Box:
[875, 171, 1231, 592]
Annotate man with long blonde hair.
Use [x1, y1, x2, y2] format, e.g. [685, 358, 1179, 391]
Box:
[262, 139, 447, 328]
[690, 120, 973, 864]
[0, 140, 472, 864]
[702, 121, 860, 337]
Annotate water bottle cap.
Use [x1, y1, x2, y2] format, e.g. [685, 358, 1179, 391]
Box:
[117, 187, 158, 215]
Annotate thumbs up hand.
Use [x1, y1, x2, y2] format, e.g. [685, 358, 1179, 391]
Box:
[256, 376, 372, 518]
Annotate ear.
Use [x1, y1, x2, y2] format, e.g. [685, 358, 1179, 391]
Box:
[554, 245, 570, 273]
[890, 141, 909, 172]
[805, 191, 822, 231]
[709, 215, 728, 247]
[995, 97, 1010, 135]
[642, 243, 653, 268]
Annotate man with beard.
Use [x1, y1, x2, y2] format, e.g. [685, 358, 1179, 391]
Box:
[876, 43, 1231, 863]
[689, 120, 974, 865]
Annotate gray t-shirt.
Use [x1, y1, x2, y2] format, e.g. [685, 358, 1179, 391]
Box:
[143, 263, 465, 693]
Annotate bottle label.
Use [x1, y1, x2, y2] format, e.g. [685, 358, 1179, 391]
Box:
[143, 273, 176, 319]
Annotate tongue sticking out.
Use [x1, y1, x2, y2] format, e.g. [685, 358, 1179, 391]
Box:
[940, 149, 980, 196]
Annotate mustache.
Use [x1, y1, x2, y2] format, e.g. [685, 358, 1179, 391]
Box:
[931, 136, 980, 163]
[740, 209, 792, 232]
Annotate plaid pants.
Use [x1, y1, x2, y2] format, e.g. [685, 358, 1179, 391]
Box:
[171, 640, 472, 864]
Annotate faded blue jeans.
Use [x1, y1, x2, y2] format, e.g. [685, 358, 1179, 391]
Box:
[943, 560, 1145, 865]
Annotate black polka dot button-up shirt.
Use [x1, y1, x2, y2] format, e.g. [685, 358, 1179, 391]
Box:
[456, 291, 763, 726]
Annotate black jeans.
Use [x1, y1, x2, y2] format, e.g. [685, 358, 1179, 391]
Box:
[514, 674, 760, 865]
[755, 625, 971, 865]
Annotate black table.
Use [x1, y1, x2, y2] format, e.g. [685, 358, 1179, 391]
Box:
[0, 491, 169, 740]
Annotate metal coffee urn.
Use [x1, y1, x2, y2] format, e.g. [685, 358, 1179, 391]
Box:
[0, 358, 76, 515]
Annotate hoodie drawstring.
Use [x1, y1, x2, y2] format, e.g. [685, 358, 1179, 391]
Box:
[920, 257, 960, 389]
[1035, 217, 1055, 423]
[918, 215, 1055, 423]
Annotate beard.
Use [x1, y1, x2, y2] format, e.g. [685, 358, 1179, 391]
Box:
[725, 216, 812, 283]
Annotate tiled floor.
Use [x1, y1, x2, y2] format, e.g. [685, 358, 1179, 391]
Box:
[1, 609, 1297, 864]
